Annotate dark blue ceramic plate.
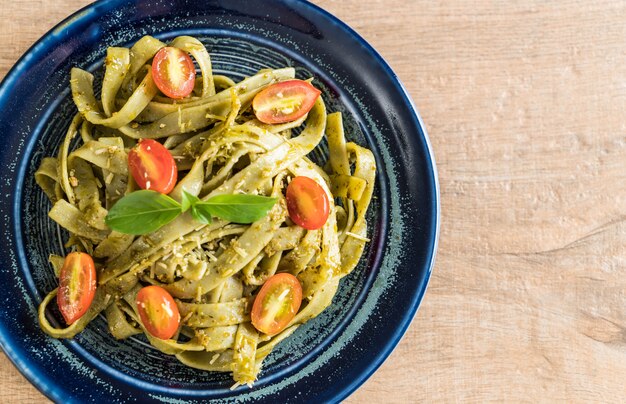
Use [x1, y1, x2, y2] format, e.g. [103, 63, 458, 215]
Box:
[0, 0, 439, 402]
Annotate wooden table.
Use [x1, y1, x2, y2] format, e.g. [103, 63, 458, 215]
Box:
[1, 0, 624, 402]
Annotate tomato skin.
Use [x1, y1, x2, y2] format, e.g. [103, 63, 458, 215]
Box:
[285, 176, 330, 230]
[136, 286, 180, 340]
[151, 47, 196, 99]
[128, 139, 177, 194]
[57, 252, 97, 325]
[252, 80, 321, 124]
[251, 273, 302, 335]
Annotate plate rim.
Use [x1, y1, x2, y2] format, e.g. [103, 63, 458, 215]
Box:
[0, 0, 441, 401]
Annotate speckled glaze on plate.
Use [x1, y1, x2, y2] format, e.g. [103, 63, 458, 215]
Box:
[0, 0, 439, 402]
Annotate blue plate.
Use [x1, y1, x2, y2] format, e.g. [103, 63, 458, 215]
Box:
[0, 0, 439, 402]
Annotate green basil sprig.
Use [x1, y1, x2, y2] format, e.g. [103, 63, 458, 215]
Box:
[105, 190, 277, 235]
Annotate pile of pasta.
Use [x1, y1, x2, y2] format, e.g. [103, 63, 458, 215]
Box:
[35, 35, 375, 386]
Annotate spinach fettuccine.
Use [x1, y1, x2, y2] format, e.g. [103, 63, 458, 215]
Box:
[35, 35, 376, 386]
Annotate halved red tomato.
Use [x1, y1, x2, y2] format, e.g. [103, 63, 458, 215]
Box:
[285, 176, 330, 230]
[252, 80, 321, 124]
[151, 46, 196, 99]
[251, 273, 302, 335]
[57, 252, 97, 324]
[128, 139, 177, 194]
[136, 286, 180, 340]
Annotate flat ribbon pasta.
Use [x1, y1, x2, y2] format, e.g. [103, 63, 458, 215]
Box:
[36, 35, 376, 387]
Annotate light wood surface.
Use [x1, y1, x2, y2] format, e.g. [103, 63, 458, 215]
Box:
[1, 0, 625, 402]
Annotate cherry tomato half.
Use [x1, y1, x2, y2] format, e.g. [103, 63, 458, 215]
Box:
[285, 176, 330, 230]
[57, 252, 97, 325]
[151, 46, 196, 99]
[251, 273, 302, 335]
[252, 80, 321, 124]
[136, 286, 180, 340]
[128, 139, 177, 194]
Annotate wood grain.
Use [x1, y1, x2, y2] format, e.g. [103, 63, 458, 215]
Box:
[1, 0, 625, 402]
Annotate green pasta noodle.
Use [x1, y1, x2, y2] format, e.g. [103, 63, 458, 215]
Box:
[36, 35, 376, 387]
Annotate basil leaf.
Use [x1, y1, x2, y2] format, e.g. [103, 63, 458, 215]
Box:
[181, 190, 200, 213]
[105, 190, 182, 235]
[190, 205, 213, 224]
[182, 190, 211, 223]
[198, 194, 278, 224]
